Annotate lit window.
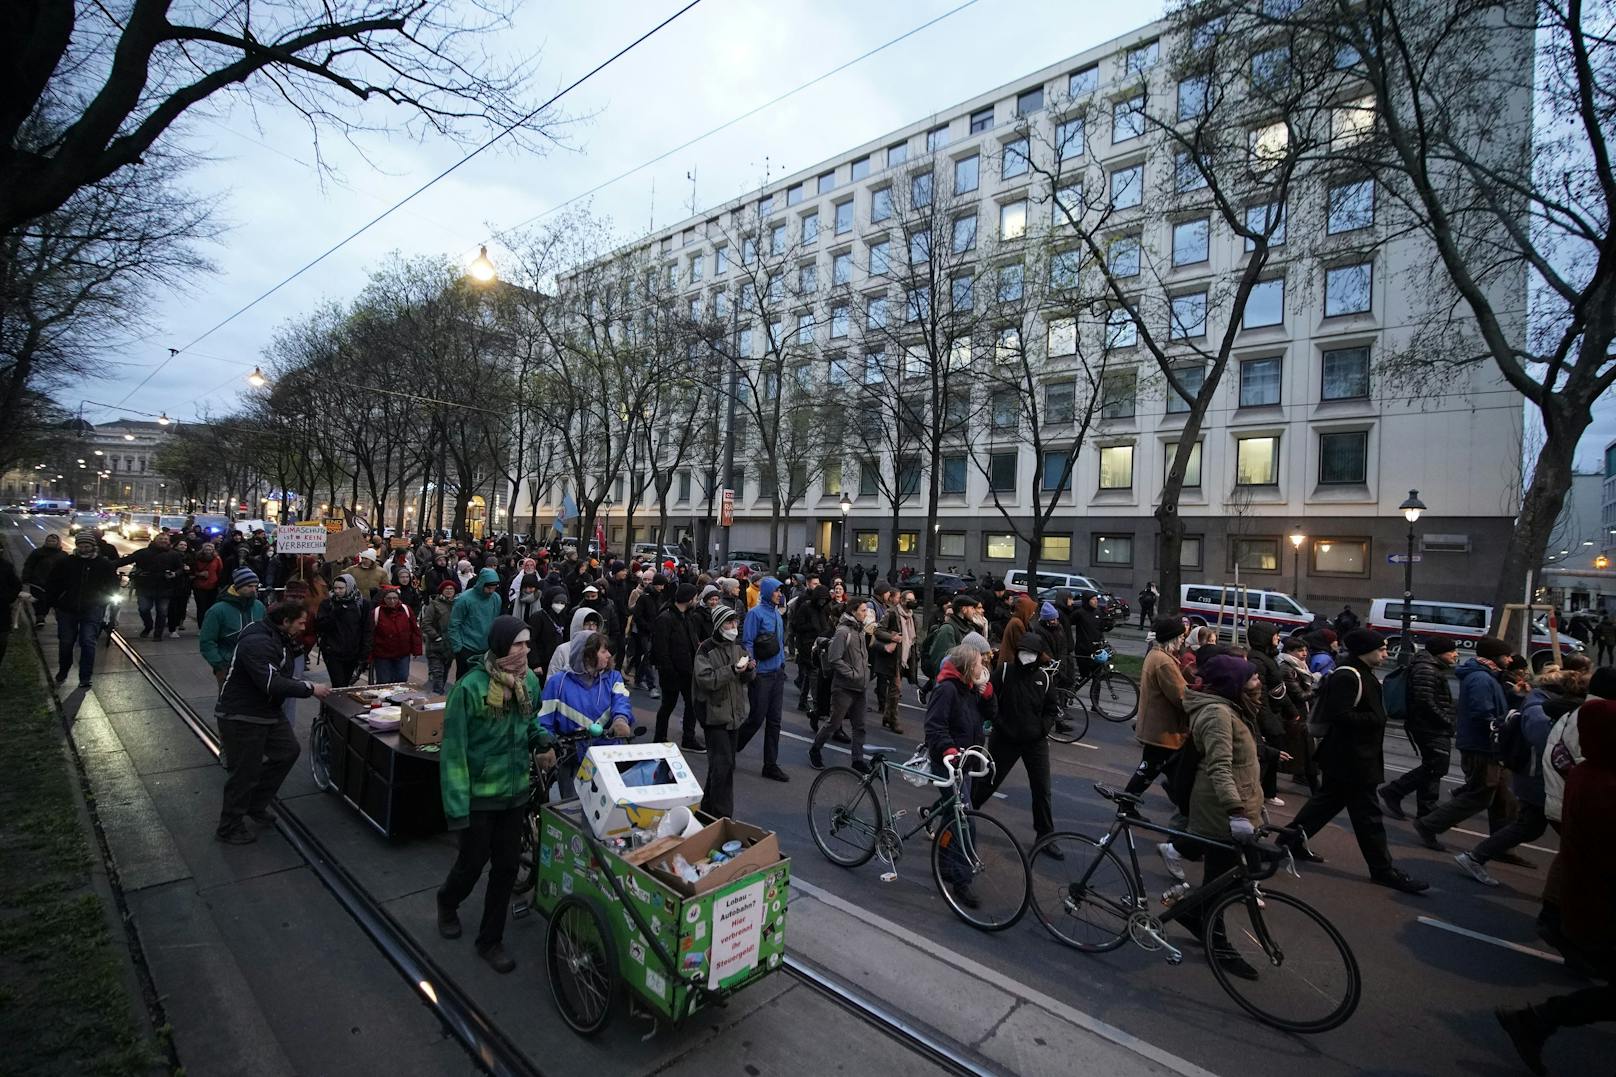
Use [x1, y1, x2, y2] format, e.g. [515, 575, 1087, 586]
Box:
[1232, 538, 1279, 571]
[1165, 364, 1205, 413]
[1164, 441, 1203, 487]
[1105, 307, 1138, 349]
[1110, 164, 1144, 209]
[954, 154, 979, 195]
[986, 532, 1017, 559]
[1244, 202, 1286, 250]
[1324, 262, 1372, 316]
[1113, 94, 1147, 142]
[1243, 278, 1285, 328]
[1332, 96, 1375, 147]
[1016, 87, 1044, 116]
[1041, 534, 1073, 561]
[1235, 436, 1280, 485]
[1313, 537, 1369, 573]
[1002, 138, 1030, 178]
[1048, 317, 1077, 356]
[999, 200, 1028, 240]
[1108, 235, 1140, 277]
[1169, 292, 1207, 339]
[1249, 121, 1289, 166]
[1068, 66, 1098, 96]
[1327, 179, 1375, 234]
[855, 531, 879, 553]
[951, 214, 978, 253]
[1321, 346, 1371, 400]
[1319, 431, 1368, 484]
[834, 200, 853, 235]
[1094, 534, 1134, 566]
[1239, 356, 1282, 407]
[1172, 218, 1209, 266]
[871, 187, 892, 222]
[1099, 445, 1134, 489]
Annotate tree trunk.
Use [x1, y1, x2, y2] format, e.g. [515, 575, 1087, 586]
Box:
[1487, 399, 1585, 633]
[887, 493, 900, 581]
[1155, 414, 1210, 616]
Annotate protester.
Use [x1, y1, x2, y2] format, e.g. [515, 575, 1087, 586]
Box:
[525, 585, 570, 674]
[199, 568, 266, 687]
[973, 628, 1062, 855]
[191, 542, 223, 627]
[448, 567, 503, 679]
[348, 547, 390, 599]
[117, 533, 185, 641]
[0, 549, 20, 666]
[538, 630, 634, 801]
[810, 598, 873, 772]
[22, 533, 68, 627]
[44, 534, 118, 688]
[1380, 637, 1460, 821]
[1413, 636, 1514, 850]
[167, 537, 195, 635]
[548, 607, 602, 679]
[420, 580, 457, 694]
[1126, 618, 1191, 804]
[370, 585, 423, 684]
[394, 568, 423, 617]
[790, 578, 833, 712]
[923, 644, 993, 909]
[694, 606, 757, 818]
[1277, 635, 1320, 791]
[738, 576, 790, 781]
[315, 573, 373, 688]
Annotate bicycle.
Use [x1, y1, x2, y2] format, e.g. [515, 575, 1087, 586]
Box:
[1026, 782, 1360, 1033]
[1067, 644, 1140, 722]
[1046, 665, 1091, 745]
[805, 745, 1030, 931]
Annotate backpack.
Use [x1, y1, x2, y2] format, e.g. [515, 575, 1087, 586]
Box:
[1493, 709, 1533, 774]
[1381, 664, 1410, 721]
[810, 635, 834, 674]
[1306, 666, 1362, 738]
[919, 623, 947, 679]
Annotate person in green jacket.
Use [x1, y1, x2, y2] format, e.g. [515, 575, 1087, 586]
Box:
[200, 568, 267, 687]
[436, 615, 552, 974]
[448, 567, 503, 680]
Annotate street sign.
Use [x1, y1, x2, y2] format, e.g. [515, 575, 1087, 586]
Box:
[277, 524, 328, 555]
[1388, 553, 1423, 564]
[720, 488, 734, 527]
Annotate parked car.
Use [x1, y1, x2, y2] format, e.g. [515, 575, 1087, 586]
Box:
[1366, 597, 1582, 670]
[632, 542, 688, 566]
[1036, 585, 1131, 631]
[1179, 584, 1314, 635]
[1004, 568, 1105, 595]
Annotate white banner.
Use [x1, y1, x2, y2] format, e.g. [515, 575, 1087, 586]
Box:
[276, 524, 328, 554]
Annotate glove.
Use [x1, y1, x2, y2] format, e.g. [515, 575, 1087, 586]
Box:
[608, 717, 632, 738]
[534, 749, 558, 770]
[1229, 815, 1257, 844]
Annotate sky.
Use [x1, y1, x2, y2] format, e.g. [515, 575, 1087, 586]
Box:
[85, 0, 1615, 471]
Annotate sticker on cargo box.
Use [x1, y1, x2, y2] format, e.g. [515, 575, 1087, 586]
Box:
[709, 880, 766, 989]
[693, 921, 706, 942]
[685, 904, 702, 925]
[645, 969, 667, 999]
[682, 949, 705, 972]
[561, 873, 573, 895]
[629, 940, 645, 965]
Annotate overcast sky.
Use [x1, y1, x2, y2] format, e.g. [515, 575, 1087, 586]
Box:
[88, 0, 1614, 472]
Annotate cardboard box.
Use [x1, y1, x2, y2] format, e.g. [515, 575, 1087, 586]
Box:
[399, 695, 447, 746]
[576, 743, 703, 840]
[647, 817, 783, 897]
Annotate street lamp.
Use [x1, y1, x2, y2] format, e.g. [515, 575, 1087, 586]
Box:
[157, 412, 171, 426]
[468, 245, 497, 284]
[839, 492, 852, 566]
[1397, 489, 1427, 664]
[1289, 528, 1305, 599]
[247, 367, 268, 388]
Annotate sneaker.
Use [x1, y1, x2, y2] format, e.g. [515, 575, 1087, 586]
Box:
[1494, 1007, 1549, 1077]
[170, 627, 184, 637]
[1053, 720, 1073, 736]
[1455, 852, 1499, 887]
[808, 749, 826, 770]
[1370, 867, 1430, 894]
[649, 687, 661, 699]
[1041, 841, 1066, 862]
[437, 906, 463, 939]
[832, 730, 852, 745]
[248, 808, 277, 825]
[478, 943, 516, 974]
[951, 883, 980, 910]
[1412, 820, 1445, 851]
[215, 823, 256, 845]
[1265, 796, 1285, 808]
[1158, 842, 1187, 882]
[1279, 834, 1325, 864]
[55, 670, 69, 685]
[138, 628, 150, 639]
[680, 735, 707, 755]
[1378, 788, 1408, 821]
[761, 765, 790, 783]
[850, 759, 871, 776]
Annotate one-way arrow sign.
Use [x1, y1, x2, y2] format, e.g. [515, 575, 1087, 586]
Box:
[1388, 553, 1423, 564]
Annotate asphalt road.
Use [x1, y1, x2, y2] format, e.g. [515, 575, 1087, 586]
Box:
[6, 512, 1611, 1077]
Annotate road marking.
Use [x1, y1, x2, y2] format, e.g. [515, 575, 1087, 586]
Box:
[1415, 916, 1564, 965]
[1447, 828, 1556, 856]
[900, 700, 1100, 750]
[791, 876, 1222, 1077]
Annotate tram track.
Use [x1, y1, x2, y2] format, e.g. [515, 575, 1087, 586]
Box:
[110, 628, 996, 1077]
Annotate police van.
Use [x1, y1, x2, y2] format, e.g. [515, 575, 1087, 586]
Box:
[1366, 598, 1580, 669]
[1004, 569, 1105, 594]
[1179, 584, 1314, 634]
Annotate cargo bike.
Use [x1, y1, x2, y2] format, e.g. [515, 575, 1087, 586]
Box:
[513, 726, 792, 1036]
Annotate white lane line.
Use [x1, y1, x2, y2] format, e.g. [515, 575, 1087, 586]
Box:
[21, 534, 36, 548]
[791, 876, 1222, 1077]
[778, 729, 1008, 798]
[1415, 916, 1564, 965]
[1447, 827, 1556, 857]
[900, 699, 1101, 750]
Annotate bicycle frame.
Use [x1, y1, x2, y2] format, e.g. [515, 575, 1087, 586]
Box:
[1084, 809, 1270, 928]
[832, 756, 975, 861]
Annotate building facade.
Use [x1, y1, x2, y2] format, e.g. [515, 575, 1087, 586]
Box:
[518, 14, 1527, 610]
[0, 419, 174, 510]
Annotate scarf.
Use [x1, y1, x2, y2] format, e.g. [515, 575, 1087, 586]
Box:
[896, 604, 917, 665]
[483, 650, 531, 713]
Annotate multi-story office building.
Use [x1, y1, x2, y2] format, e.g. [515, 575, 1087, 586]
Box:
[519, 15, 1526, 607]
[0, 420, 174, 509]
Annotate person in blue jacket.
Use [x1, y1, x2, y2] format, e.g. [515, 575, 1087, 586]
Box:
[539, 630, 633, 797]
[737, 575, 790, 782]
[1414, 636, 1514, 849]
[449, 567, 504, 679]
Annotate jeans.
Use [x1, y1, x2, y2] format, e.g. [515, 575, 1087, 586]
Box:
[1123, 743, 1180, 801]
[1418, 750, 1507, 836]
[1474, 800, 1548, 864]
[632, 635, 658, 690]
[137, 591, 169, 637]
[56, 609, 103, 683]
[701, 726, 740, 819]
[812, 686, 867, 764]
[1290, 775, 1393, 875]
[972, 730, 1054, 840]
[371, 656, 411, 685]
[1381, 728, 1452, 818]
[437, 804, 525, 950]
[427, 652, 449, 695]
[738, 669, 784, 767]
[217, 715, 300, 829]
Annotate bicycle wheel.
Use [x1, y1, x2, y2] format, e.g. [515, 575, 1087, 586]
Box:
[1047, 695, 1090, 744]
[1205, 888, 1361, 1033]
[546, 895, 618, 1035]
[309, 718, 336, 792]
[807, 767, 884, 867]
[1091, 670, 1140, 722]
[1028, 831, 1139, 952]
[931, 810, 1030, 931]
[512, 808, 540, 897]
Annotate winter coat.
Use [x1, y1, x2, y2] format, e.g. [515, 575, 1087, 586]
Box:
[370, 603, 423, 661]
[1311, 657, 1388, 786]
[790, 590, 832, 648]
[741, 577, 788, 673]
[989, 657, 1060, 742]
[215, 620, 314, 722]
[447, 568, 503, 656]
[827, 611, 870, 692]
[693, 636, 757, 730]
[1405, 650, 1457, 735]
[869, 601, 903, 679]
[652, 604, 702, 677]
[1245, 641, 1293, 744]
[1508, 686, 1562, 807]
[1136, 647, 1190, 749]
[923, 662, 990, 772]
[548, 608, 603, 680]
[1454, 658, 1509, 755]
[117, 545, 185, 595]
[199, 587, 267, 672]
[347, 562, 391, 600]
[631, 586, 664, 637]
[419, 594, 455, 659]
[44, 554, 118, 617]
[438, 665, 547, 828]
[22, 544, 67, 587]
[1546, 705, 1589, 824]
[316, 593, 373, 662]
[1185, 688, 1265, 839]
[1558, 705, 1616, 955]
[538, 664, 633, 743]
[191, 554, 222, 593]
[524, 587, 569, 672]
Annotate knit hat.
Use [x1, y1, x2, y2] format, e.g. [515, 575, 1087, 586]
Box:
[232, 567, 259, 588]
[710, 606, 739, 633]
[1152, 617, 1185, 643]
[1344, 628, 1387, 657]
[1476, 637, 1512, 662]
[674, 582, 699, 604]
[1018, 628, 1049, 655]
[438, 579, 458, 595]
[520, 573, 540, 592]
[358, 548, 377, 562]
[1587, 667, 1616, 700]
[609, 559, 625, 573]
[487, 615, 529, 659]
[1201, 655, 1257, 703]
[700, 584, 720, 602]
[959, 631, 993, 655]
[1039, 602, 1060, 621]
[1248, 622, 1277, 649]
[1425, 636, 1459, 656]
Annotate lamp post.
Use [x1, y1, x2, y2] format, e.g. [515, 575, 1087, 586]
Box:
[1398, 489, 1427, 664]
[839, 492, 852, 567]
[1288, 528, 1305, 600]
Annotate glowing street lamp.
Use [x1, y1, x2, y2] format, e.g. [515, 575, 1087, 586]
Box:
[468, 245, 497, 284]
[1288, 528, 1305, 599]
[1396, 490, 1427, 664]
[247, 367, 268, 388]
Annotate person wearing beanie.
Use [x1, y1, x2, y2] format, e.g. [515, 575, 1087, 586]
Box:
[1243, 622, 1297, 807]
[200, 566, 267, 687]
[811, 598, 875, 772]
[419, 578, 459, 693]
[524, 585, 571, 674]
[1413, 635, 1516, 850]
[369, 585, 423, 684]
[1380, 636, 1461, 822]
[510, 572, 543, 623]
[315, 572, 373, 688]
[739, 576, 792, 781]
[347, 548, 390, 602]
[437, 616, 551, 974]
[694, 605, 757, 817]
[972, 628, 1062, 855]
[1126, 618, 1193, 871]
[1284, 628, 1430, 893]
[116, 532, 186, 641]
[651, 582, 707, 752]
[628, 572, 667, 696]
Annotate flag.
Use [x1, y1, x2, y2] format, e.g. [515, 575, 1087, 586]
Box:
[553, 492, 578, 535]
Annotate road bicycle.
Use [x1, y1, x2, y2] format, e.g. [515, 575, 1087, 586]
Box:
[1046, 664, 1091, 745]
[1065, 644, 1140, 723]
[806, 745, 1030, 931]
[1027, 782, 1360, 1034]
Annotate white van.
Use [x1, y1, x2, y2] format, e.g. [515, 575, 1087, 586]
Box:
[1366, 598, 1581, 669]
[1180, 584, 1314, 634]
[1005, 569, 1104, 595]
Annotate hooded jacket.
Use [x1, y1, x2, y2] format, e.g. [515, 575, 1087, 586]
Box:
[347, 559, 390, 599]
[652, 601, 702, 676]
[371, 600, 423, 660]
[1136, 646, 1190, 749]
[199, 585, 267, 671]
[419, 591, 456, 658]
[1184, 687, 1265, 839]
[215, 619, 314, 723]
[694, 607, 756, 730]
[447, 568, 503, 656]
[524, 586, 570, 672]
[1454, 657, 1509, 755]
[316, 577, 373, 661]
[1312, 655, 1388, 785]
[924, 661, 989, 771]
[539, 638, 634, 743]
[741, 576, 787, 673]
[826, 610, 871, 692]
[790, 587, 833, 647]
[44, 552, 118, 618]
[989, 654, 1061, 742]
[438, 662, 547, 829]
[548, 607, 602, 680]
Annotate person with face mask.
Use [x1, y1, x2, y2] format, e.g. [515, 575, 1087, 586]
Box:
[191, 542, 223, 626]
[548, 607, 601, 680]
[420, 580, 458, 694]
[448, 568, 504, 679]
[524, 585, 570, 673]
[974, 628, 1063, 855]
[810, 598, 874, 772]
[438, 617, 552, 973]
[370, 585, 423, 684]
[694, 606, 757, 817]
[455, 558, 477, 594]
[652, 584, 707, 753]
[200, 568, 267, 687]
[23, 531, 69, 627]
[739, 576, 790, 782]
[538, 630, 634, 798]
[116, 533, 185, 640]
[315, 573, 373, 688]
[44, 533, 119, 687]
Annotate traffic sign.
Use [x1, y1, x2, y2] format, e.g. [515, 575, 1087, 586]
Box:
[1388, 553, 1422, 564]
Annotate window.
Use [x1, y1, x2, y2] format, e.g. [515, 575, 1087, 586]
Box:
[859, 460, 879, 496]
[1053, 184, 1083, 224]
[1251, 45, 1289, 88]
[986, 533, 1017, 560]
[1177, 75, 1209, 120]
[742, 236, 758, 265]
[689, 254, 703, 282]
[818, 171, 836, 195]
[1002, 138, 1030, 179]
[912, 172, 933, 207]
[1045, 380, 1076, 422]
[850, 155, 870, 182]
[688, 296, 702, 319]
[1179, 536, 1204, 569]
[906, 285, 932, 322]
[905, 345, 927, 379]
[1332, 96, 1375, 147]
[1164, 441, 1203, 487]
[927, 124, 950, 152]
[770, 222, 787, 254]
[1093, 534, 1134, 566]
[1113, 94, 1146, 142]
[1108, 234, 1140, 277]
[732, 466, 746, 496]
[970, 106, 994, 134]
[1055, 118, 1085, 160]
[1174, 151, 1207, 192]
[828, 354, 849, 385]
[802, 210, 819, 244]
[1235, 436, 1280, 485]
[1165, 364, 1206, 413]
[1170, 292, 1207, 339]
[1125, 39, 1159, 74]
[1041, 534, 1073, 562]
[895, 531, 919, 555]
[988, 452, 1018, 493]
[830, 305, 850, 338]
[834, 199, 853, 235]
[1231, 537, 1280, 571]
[1101, 370, 1137, 418]
[951, 214, 978, 253]
[871, 187, 892, 223]
[867, 296, 889, 328]
[759, 464, 777, 497]
[1016, 87, 1044, 116]
[954, 154, 979, 195]
[951, 274, 974, 311]
[855, 531, 879, 554]
[939, 532, 966, 558]
[897, 458, 922, 496]
[1322, 346, 1371, 400]
[1068, 66, 1098, 96]
[996, 263, 1024, 302]
[1042, 449, 1073, 492]
[822, 460, 842, 494]
[1244, 277, 1285, 328]
[1105, 308, 1138, 349]
[1327, 179, 1375, 234]
[799, 263, 817, 294]
[1050, 249, 1080, 288]
[1172, 218, 1209, 266]
[832, 251, 852, 285]
[1324, 262, 1372, 316]
[887, 141, 909, 167]
[1250, 121, 1289, 166]
[1047, 316, 1077, 355]
[999, 200, 1027, 240]
[1240, 356, 1283, 407]
[797, 313, 815, 344]
[1319, 431, 1368, 484]
[863, 350, 884, 382]
[1244, 202, 1286, 250]
[909, 230, 931, 264]
[991, 388, 1018, 430]
[1313, 537, 1369, 574]
[1098, 445, 1134, 489]
[869, 240, 891, 276]
[941, 454, 967, 494]
[715, 246, 729, 274]
[1110, 164, 1143, 209]
[787, 184, 804, 207]
[677, 470, 691, 502]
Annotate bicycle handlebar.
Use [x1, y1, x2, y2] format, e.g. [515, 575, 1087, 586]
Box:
[936, 745, 993, 787]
